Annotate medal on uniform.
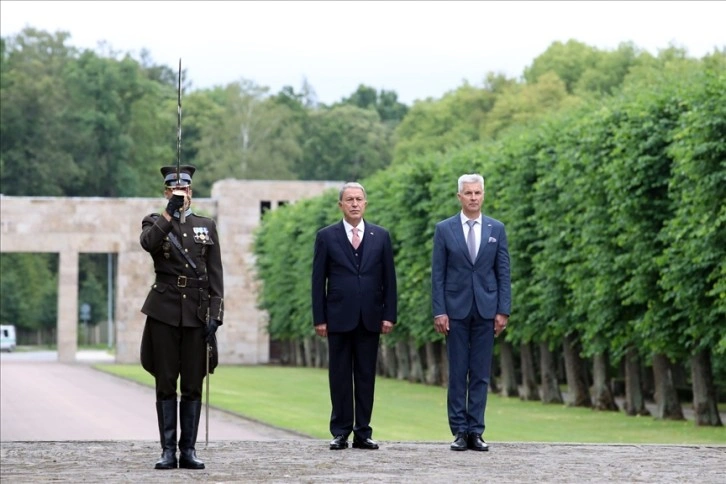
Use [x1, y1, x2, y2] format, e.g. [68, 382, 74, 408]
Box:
[194, 227, 209, 242]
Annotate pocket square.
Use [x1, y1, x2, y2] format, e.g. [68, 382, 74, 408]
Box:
[488, 237, 497, 243]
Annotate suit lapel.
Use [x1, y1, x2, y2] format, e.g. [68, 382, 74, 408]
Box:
[359, 221, 374, 271]
[447, 217, 470, 261]
[477, 219, 493, 263]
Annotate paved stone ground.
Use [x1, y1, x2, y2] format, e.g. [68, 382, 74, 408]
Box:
[1, 440, 724, 483]
[2, 353, 724, 483]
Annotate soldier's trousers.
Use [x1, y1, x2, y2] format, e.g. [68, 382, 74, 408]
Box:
[147, 318, 207, 401]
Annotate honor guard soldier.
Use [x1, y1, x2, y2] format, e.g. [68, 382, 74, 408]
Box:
[139, 165, 224, 470]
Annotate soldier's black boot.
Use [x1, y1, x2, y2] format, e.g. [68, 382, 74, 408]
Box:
[179, 400, 205, 469]
[154, 400, 178, 469]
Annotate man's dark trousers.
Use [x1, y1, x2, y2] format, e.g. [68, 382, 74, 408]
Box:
[148, 318, 206, 401]
[327, 321, 380, 440]
[446, 302, 494, 436]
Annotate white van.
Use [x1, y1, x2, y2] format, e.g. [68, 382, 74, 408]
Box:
[1, 325, 17, 352]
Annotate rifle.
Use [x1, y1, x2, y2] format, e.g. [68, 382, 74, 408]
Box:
[173, 58, 186, 224]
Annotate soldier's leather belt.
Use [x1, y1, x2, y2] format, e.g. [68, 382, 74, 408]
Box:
[155, 273, 209, 289]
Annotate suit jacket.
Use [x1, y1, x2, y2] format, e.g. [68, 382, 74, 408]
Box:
[431, 214, 511, 320]
[312, 220, 397, 333]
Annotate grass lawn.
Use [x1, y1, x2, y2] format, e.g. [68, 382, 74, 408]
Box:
[95, 364, 726, 444]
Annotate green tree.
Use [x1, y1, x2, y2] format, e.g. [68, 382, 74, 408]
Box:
[574, 42, 642, 95]
[657, 66, 725, 425]
[62, 51, 172, 197]
[393, 80, 504, 163]
[0, 28, 81, 196]
[192, 80, 301, 184]
[0, 253, 57, 333]
[296, 104, 393, 181]
[483, 72, 580, 139]
[524, 39, 600, 93]
[0, 28, 176, 198]
[364, 156, 439, 348]
[340, 84, 409, 123]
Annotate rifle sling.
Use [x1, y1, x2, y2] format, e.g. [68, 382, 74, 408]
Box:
[167, 232, 203, 279]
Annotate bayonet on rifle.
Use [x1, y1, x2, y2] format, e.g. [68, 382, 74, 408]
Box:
[174, 58, 186, 224]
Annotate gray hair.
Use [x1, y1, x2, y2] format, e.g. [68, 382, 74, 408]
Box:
[339, 182, 367, 201]
[457, 174, 485, 193]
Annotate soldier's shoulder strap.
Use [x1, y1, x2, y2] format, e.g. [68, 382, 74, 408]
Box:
[189, 213, 216, 224]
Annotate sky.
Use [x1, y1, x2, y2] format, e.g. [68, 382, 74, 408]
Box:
[1, 1, 724, 105]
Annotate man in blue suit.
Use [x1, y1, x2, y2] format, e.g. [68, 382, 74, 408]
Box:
[312, 182, 398, 451]
[431, 173, 511, 451]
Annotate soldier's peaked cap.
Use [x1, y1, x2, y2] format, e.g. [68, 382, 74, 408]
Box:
[161, 165, 196, 187]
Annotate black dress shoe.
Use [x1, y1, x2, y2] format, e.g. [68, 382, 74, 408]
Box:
[352, 437, 379, 450]
[329, 435, 348, 450]
[467, 433, 489, 451]
[450, 433, 468, 451]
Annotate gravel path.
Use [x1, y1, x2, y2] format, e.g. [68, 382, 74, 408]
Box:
[1, 440, 724, 483]
[1, 353, 724, 483]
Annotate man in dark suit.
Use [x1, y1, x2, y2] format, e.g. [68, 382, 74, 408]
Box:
[312, 182, 398, 451]
[431, 173, 511, 452]
[139, 165, 224, 470]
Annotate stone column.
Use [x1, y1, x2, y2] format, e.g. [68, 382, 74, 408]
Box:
[57, 250, 79, 362]
[114, 250, 153, 364]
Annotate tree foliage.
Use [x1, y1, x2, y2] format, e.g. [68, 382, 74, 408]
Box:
[0, 253, 57, 331]
[296, 104, 393, 181]
[254, 52, 726, 421]
[338, 84, 409, 123]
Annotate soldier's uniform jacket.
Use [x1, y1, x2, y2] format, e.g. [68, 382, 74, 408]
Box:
[140, 211, 224, 328]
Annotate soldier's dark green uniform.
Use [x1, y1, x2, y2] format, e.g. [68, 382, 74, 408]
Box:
[139, 165, 224, 470]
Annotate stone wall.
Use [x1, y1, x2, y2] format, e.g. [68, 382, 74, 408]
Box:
[0, 179, 340, 364]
